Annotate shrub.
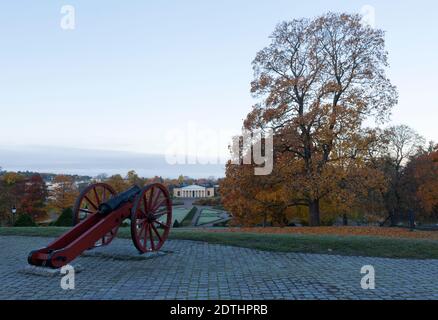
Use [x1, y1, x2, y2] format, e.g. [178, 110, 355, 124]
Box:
[180, 207, 198, 227]
[14, 214, 37, 227]
[300, 219, 309, 226]
[173, 219, 180, 228]
[53, 208, 73, 227]
[193, 197, 221, 206]
[213, 220, 230, 227]
[320, 216, 336, 226]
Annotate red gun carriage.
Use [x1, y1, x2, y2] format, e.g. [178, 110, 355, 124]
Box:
[28, 183, 172, 268]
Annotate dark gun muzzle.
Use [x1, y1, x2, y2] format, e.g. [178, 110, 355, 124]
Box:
[98, 185, 142, 215]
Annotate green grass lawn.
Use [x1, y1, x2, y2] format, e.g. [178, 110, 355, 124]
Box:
[197, 217, 222, 225]
[172, 207, 190, 224]
[1, 226, 437, 259]
[196, 209, 224, 225]
[201, 209, 222, 216]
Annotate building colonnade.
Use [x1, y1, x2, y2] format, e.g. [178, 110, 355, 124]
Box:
[181, 189, 207, 198]
[173, 185, 215, 198]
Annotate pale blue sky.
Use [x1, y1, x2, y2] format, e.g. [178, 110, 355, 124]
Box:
[0, 1, 437, 174]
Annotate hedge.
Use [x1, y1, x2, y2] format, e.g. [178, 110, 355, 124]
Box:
[53, 208, 73, 227]
[14, 214, 37, 227]
[180, 207, 198, 227]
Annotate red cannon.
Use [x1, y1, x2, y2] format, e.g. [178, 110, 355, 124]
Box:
[28, 183, 172, 268]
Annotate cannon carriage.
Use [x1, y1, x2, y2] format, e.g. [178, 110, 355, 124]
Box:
[28, 183, 172, 268]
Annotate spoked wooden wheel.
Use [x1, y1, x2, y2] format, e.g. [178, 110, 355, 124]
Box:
[131, 183, 172, 253]
[72, 183, 118, 247]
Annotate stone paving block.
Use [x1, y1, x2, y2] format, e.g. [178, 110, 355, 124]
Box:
[1, 236, 437, 300]
[19, 263, 84, 277]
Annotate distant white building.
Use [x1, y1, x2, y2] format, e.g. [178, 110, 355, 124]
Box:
[173, 185, 214, 198]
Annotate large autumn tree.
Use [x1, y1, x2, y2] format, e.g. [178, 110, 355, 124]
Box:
[226, 13, 398, 226]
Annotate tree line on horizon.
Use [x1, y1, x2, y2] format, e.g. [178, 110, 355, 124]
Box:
[0, 170, 219, 225]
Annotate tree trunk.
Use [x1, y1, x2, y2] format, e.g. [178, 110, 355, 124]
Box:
[309, 199, 320, 226]
[390, 209, 398, 227]
[408, 209, 415, 231]
[342, 214, 348, 226]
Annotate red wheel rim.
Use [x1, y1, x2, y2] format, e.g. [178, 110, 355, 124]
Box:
[72, 183, 118, 247]
[131, 183, 172, 253]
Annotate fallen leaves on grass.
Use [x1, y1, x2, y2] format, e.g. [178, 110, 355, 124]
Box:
[201, 226, 438, 240]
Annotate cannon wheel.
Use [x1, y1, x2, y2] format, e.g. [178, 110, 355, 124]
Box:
[72, 183, 118, 247]
[131, 183, 172, 253]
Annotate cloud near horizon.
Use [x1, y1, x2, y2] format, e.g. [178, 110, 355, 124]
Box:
[0, 146, 225, 179]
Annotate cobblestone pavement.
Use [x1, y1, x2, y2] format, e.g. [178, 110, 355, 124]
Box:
[0, 236, 437, 300]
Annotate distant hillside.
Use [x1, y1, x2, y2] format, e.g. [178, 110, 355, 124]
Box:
[0, 146, 225, 179]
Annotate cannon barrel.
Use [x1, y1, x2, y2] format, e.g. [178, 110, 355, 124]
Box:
[98, 185, 142, 215]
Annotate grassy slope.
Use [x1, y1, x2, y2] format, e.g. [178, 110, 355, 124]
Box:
[1, 227, 437, 259]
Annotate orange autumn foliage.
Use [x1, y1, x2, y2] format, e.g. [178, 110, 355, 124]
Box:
[409, 149, 438, 214]
[222, 13, 397, 226]
[49, 175, 78, 212]
[204, 226, 438, 240]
